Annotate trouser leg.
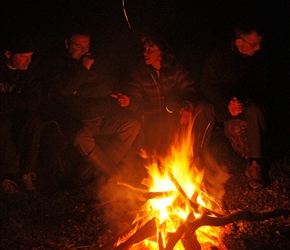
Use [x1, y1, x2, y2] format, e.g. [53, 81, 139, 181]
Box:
[74, 117, 118, 176]
[0, 118, 19, 181]
[74, 117, 103, 157]
[244, 104, 266, 159]
[99, 115, 141, 164]
[191, 101, 215, 156]
[17, 116, 42, 175]
[74, 115, 140, 174]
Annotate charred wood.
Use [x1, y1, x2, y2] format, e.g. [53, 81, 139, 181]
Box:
[164, 209, 290, 250]
[114, 218, 157, 250]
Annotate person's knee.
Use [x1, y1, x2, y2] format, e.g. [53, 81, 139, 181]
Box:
[131, 119, 141, 135]
[245, 103, 264, 114]
[194, 101, 212, 114]
[193, 101, 215, 123]
[73, 129, 96, 156]
[121, 119, 141, 145]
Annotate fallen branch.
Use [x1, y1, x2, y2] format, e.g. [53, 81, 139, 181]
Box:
[164, 209, 290, 250]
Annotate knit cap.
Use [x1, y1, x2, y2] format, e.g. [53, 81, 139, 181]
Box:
[2, 32, 35, 53]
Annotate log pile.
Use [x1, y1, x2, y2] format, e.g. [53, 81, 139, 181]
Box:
[99, 180, 290, 250]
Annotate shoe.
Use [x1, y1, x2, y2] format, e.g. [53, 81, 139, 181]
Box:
[22, 172, 36, 191]
[1, 179, 19, 194]
[245, 160, 264, 189]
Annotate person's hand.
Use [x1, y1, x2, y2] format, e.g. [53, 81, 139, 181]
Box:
[111, 93, 130, 107]
[228, 97, 245, 116]
[82, 53, 94, 70]
[179, 108, 192, 125]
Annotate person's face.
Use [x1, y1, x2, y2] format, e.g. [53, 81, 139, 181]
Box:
[65, 34, 90, 60]
[4, 51, 33, 70]
[143, 42, 161, 68]
[235, 31, 263, 56]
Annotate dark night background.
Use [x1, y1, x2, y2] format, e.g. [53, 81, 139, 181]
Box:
[1, 0, 290, 155]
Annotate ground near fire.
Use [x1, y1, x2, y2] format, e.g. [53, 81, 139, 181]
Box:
[0, 125, 289, 250]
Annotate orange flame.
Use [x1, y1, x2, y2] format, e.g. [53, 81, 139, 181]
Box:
[116, 119, 229, 249]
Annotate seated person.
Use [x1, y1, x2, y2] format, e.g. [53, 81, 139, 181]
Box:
[200, 19, 271, 189]
[114, 35, 209, 158]
[0, 31, 42, 194]
[48, 29, 141, 180]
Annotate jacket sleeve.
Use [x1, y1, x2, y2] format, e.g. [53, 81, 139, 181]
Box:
[175, 65, 202, 111]
[125, 71, 145, 112]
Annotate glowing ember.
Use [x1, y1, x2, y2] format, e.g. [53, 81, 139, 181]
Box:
[115, 120, 228, 249]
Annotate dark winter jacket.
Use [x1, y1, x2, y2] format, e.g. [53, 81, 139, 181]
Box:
[125, 63, 202, 121]
[201, 41, 270, 114]
[0, 57, 41, 116]
[51, 55, 118, 121]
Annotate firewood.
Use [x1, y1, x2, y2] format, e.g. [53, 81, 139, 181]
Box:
[164, 209, 290, 250]
[142, 191, 176, 200]
[158, 231, 165, 250]
[117, 181, 175, 200]
[168, 172, 223, 216]
[181, 234, 201, 250]
[114, 218, 157, 250]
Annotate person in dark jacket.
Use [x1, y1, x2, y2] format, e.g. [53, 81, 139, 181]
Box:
[113, 35, 210, 157]
[200, 20, 270, 189]
[49, 30, 141, 179]
[0, 32, 42, 194]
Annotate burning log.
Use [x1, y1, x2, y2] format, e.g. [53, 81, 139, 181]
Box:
[114, 218, 157, 250]
[142, 191, 176, 200]
[117, 181, 175, 200]
[168, 172, 223, 217]
[158, 231, 164, 250]
[164, 209, 290, 250]
[107, 204, 289, 250]
[181, 235, 201, 250]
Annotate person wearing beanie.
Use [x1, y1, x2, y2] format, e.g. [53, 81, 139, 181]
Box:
[0, 32, 42, 195]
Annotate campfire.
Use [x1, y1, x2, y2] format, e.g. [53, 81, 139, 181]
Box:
[100, 121, 289, 250]
[110, 121, 228, 249]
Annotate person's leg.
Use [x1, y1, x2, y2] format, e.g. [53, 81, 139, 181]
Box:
[0, 117, 20, 193]
[244, 103, 266, 159]
[8, 113, 42, 191]
[99, 115, 141, 164]
[17, 115, 42, 176]
[74, 117, 116, 176]
[74, 117, 103, 157]
[243, 103, 267, 189]
[0, 118, 19, 180]
[74, 115, 140, 176]
[191, 101, 216, 157]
